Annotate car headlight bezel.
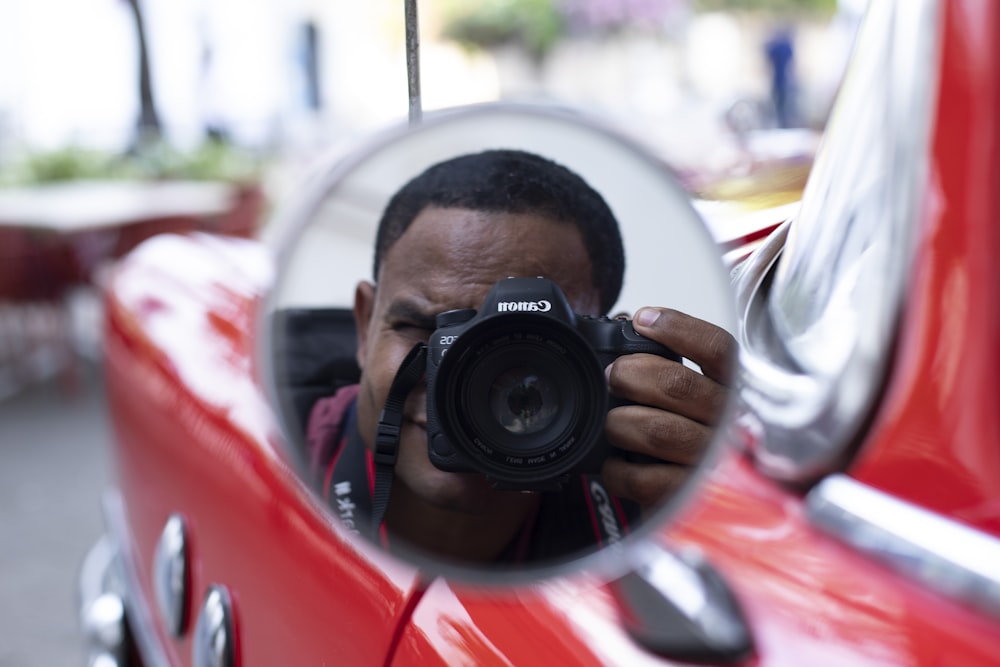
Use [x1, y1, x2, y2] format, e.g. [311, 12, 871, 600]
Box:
[736, 0, 941, 482]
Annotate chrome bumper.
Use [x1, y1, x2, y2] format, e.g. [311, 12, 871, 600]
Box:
[79, 490, 172, 667]
[78, 534, 131, 667]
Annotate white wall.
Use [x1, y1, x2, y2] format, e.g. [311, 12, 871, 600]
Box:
[0, 0, 301, 153]
[0, 0, 137, 150]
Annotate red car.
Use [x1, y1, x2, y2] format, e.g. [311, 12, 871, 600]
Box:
[79, 0, 1000, 665]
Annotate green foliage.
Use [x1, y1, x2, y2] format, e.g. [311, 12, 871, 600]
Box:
[0, 147, 132, 185]
[438, 0, 835, 61]
[0, 140, 262, 187]
[693, 0, 836, 13]
[125, 139, 262, 183]
[440, 0, 565, 61]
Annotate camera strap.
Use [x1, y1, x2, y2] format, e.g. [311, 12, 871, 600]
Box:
[370, 342, 428, 537]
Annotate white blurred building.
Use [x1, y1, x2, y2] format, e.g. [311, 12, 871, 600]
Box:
[0, 0, 315, 153]
[0, 0, 864, 166]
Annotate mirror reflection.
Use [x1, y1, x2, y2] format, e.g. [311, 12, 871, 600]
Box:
[266, 105, 737, 572]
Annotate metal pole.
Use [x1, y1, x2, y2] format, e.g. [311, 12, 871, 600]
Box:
[404, 0, 422, 125]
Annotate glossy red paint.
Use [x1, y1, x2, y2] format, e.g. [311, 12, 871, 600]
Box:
[394, 578, 635, 667]
[103, 233, 424, 666]
[672, 454, 1000, 667]
[384, 2, 1000, 664]
[397, 450, 1000, 666]
[97, 1, 1000, 664]
[848, 0, 1000, 536]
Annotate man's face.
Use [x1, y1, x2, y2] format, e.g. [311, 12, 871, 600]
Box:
[352, 206, 601, 514]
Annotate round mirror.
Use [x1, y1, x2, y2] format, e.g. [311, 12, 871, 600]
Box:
[262, 103, 737, 580]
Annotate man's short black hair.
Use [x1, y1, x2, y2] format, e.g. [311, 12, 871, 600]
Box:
[373, 149, 625, 314]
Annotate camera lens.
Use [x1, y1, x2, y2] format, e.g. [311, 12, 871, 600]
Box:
[433, 314, 608, 485]
[489, 368, 559, 435]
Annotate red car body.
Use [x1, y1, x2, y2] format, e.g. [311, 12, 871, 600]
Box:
[82, 0, 1000, 665]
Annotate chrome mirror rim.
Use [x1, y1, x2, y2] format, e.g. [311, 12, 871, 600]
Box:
[256, 101, 738, 584]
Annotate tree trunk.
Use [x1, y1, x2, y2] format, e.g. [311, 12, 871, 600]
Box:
[123, 0, 161, 148]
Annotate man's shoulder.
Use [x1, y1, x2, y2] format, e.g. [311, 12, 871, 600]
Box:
[308, 384, 360, 428]
[305, 384, 360, 472]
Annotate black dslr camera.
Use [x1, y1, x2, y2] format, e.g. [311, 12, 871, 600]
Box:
[425, 277, 679, 491]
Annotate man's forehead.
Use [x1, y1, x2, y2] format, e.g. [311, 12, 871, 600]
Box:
[383, 207, 583, 264]
[376, 271, 501, 317]
[397, 206, 530, 244]
[375, 207, 601, 314]
[375, 268, 602, 321]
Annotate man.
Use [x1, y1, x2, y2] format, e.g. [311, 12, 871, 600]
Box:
[765, 27, 797, 129]
[307, 149, 734, 565]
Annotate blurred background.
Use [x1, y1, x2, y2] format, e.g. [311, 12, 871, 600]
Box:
[0, 0, 866, 664]
[0, 0, 866, 183]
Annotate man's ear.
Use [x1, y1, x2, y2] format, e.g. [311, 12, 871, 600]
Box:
[353, 280, 376, 370]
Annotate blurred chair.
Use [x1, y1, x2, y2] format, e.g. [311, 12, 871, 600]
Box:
[112, 182, 266, 258]
[202, 182, 267, 238]
[0, 226, 86, 399]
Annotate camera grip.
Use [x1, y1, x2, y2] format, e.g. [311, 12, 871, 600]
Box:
[600, 319, 681, 467]
[580, 316, 680, 366]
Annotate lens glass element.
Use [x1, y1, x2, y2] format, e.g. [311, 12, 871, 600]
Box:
[488, 367, 559, 435]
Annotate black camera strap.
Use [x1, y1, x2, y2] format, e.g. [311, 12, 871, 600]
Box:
[320, 338, 637, 559]
[370, 342, 428, 537]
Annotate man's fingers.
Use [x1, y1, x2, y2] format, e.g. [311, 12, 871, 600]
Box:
[601, 456, 691, 509]
[606, 356, 730, 426]
[605, 405, 712, 466]
[632, 308, 736, 385]
[598, 307, 735, 510]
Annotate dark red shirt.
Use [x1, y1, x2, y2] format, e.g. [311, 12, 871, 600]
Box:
[306, 384, 637, 564]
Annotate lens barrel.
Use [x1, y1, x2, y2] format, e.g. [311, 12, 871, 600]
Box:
[433, 314, 608, 486]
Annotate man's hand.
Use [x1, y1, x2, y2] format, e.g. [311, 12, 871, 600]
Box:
[601, 308, 736, 511]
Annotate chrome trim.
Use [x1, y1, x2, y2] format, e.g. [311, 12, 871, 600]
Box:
[192, 586, 236, 667]
[78, 534, 121, 621]
[607, 540, 752, 664]
[103, 489, 172, 667]
[629, 542, 750, 649]
[807, 475, 1000, 620]
[78, 535, 128, 667]
[737, 0, 942, 482]
[154, 514, 190, 638]
[84, 594, 126, 663]
[730, 220, 788, 326]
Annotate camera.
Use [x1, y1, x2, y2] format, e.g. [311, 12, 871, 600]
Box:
[425, 277, 679, 491]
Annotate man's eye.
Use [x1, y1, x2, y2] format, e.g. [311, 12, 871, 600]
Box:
[392, 322, 432, 335]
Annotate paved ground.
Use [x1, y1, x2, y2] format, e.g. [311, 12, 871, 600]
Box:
[0, 361, 111, 666]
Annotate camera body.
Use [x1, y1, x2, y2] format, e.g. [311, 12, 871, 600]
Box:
[425, 277, 679, 491]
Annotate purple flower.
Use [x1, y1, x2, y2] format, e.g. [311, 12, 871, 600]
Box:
[559, 0, 686, 32]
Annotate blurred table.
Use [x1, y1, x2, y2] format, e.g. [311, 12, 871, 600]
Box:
[0, 179, 241, 278]
[0, 179, 234, 231]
